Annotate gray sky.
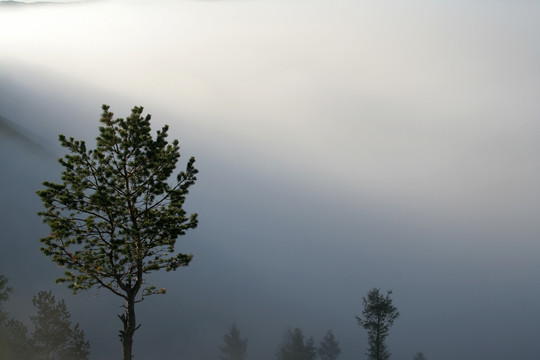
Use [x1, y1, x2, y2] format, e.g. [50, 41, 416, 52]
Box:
[1, 1, 540, 360]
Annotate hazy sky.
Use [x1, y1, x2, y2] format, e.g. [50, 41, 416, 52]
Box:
[1, 1, 540, 360]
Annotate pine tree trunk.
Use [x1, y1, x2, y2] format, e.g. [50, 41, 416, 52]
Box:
[119, 296, 137, 360]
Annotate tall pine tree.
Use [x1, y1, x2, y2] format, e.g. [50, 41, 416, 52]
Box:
[356, 289, 399, 360]
[37, 105, 198, 360]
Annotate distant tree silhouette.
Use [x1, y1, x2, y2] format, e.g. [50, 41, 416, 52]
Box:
[317, 330, 341, 360]
[31, 290, 90, 360]
[0, 275, 33, 360]
[413, 352, 427, 360]
[2, 319, 35, 360]
[220, 324, 247, 360]
[304, 335, 316, 360]
[36, 105, 198, 360]
[0, 274, 11, 324]
[356, 288, 399, 360]
[277, 328, 316, 360]
[0, 276, 89, 360]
